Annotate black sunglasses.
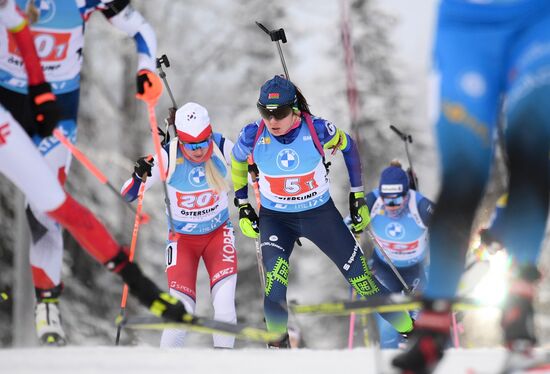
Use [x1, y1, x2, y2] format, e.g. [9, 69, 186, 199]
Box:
[257, 102, 293, 120]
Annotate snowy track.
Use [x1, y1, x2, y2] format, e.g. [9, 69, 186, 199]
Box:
[1, 346, 524, 374]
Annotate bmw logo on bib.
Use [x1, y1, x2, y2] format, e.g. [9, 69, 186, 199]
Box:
[33, 0, 56, 24]
[189, 166, 207, 187]
[276, 149, 299, 171]
[385, 222, 405, 240]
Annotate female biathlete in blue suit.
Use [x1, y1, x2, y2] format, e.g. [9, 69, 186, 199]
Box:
[366, 161, 434, 348]
[231, 75, 414, 347]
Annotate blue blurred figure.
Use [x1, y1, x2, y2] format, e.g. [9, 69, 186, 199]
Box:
[393, 1, 550, 372]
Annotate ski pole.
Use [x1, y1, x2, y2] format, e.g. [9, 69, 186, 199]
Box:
[248, 157, 266, 290]
[364, 228, 411, 294]
[347, 231, 363, 349]
[52, 129, 149, 223]
[256, 22, 290, 80]
[347, 287, 357, 349]
[389, 125, 418, 191]
[156, 55, 177, 108]
[145, 102, 177, 235]
[156, 54, 178, 144]
[114, 167, 149, 345]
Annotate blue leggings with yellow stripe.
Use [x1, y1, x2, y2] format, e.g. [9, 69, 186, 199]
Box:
[259, 199, 413, 335]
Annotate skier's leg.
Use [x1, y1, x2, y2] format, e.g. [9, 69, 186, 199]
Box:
[393, 5, 505, 371]
[28, 117, 76, 294]
[202, 222, 237, 348]
[0, 105, 189, 324]
[370, 256, 427, 348]
[27, 90, 79, 344]
[258, 209, 297, 340]
[498, 15, 550, 351]
[160, 235, 200, 347]
[0, 107, 68, 346]
[369, 257, 401, 349]
[210, 275, 237, 348]
[159, 289, 196, 348]
[304, 200, 413, 334]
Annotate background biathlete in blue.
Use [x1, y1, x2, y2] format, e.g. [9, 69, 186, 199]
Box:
[394, 0, 550, 372]
[365, 161, 433, 348]
[231, 75, 414, 347]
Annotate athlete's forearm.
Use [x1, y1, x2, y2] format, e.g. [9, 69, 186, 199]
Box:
[102, 0, 157, 71]
[231, 155, 249, 199]
[342, 136, 363, 189]
[1, 1, 45, 85]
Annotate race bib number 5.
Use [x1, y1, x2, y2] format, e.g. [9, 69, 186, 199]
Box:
[265, 171, 318, 196]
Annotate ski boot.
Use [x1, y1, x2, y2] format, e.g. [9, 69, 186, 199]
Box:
[500, 265, 544, 373]
[397, 323, 414, 350]
[392, 299, 451, 374]
[267, 332, 290, 349]
[35, 284, 67, 346]
[106, 250, 190, 322]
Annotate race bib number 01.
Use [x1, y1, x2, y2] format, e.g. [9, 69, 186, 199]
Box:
[9, 31, 70, 62]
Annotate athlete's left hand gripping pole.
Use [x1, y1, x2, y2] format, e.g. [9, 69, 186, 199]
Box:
[115, 163, 150, 345]
[52, 129, 149, 222]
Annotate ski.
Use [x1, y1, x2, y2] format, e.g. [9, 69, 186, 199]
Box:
[290, 293, 494, 316]
[119, 315, 285, 343]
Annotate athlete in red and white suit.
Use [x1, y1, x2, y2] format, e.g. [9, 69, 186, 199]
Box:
[122, 103, 238, 348]
[0, 0, 187, 345]
[0, 0, 161, 331]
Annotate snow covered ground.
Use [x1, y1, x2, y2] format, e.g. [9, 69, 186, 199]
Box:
[2, 346, 544, 374]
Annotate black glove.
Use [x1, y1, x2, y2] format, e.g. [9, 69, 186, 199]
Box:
[166, 107, 176, 126]
[28, 82, 60, 138]
[160, 107, 177, 145]
[248, 162, 260, 180]
[157, 125, 168, 145]
[134, 156, 154, 179]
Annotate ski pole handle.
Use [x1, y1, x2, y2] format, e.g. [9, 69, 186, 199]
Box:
[389, 124, 412, 143]
[156, 54, 170, 69]
[156, 54, 178, 108]
[255, 21, 291, 80]
[256, 22, 287, 43]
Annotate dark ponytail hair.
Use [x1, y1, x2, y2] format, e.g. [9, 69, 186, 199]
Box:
[292, 83, 311, 115]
